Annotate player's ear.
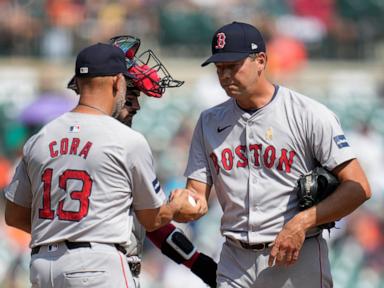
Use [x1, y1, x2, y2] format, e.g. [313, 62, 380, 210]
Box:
[256, 52, 267, 71]
[112, 76, 118, 95]
[112, 74, 124, 94]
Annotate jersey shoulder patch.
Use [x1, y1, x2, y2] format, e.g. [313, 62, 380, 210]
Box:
[333, 135, 350, 149]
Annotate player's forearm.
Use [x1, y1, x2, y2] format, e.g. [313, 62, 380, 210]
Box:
[151, 202, 181, 231]
[6, 221, 31, 234]
[136, 202, 180, 232]
[5, 200, 31, 233]
[5, 212, 31, 233]
[295, 181, 370, 230]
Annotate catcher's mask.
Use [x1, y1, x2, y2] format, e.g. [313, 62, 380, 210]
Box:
[68, 36, 184, 97]
[109, 35, 184, 97]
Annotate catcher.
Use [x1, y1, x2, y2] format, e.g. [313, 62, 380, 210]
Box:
[68, 35, 217, 288]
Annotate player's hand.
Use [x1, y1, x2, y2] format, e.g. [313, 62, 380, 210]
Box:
[268, 216, 306, 267]
[169, 189, 206, 222]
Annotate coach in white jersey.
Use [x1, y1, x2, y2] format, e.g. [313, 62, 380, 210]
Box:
[3, 43, 196, 288]
[177, 22, 371, 287]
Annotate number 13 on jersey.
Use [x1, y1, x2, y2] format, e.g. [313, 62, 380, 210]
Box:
[39, 168, 93, 221]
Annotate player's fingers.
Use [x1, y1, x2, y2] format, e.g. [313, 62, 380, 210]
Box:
[276, 249, 285, 262]
[196, 201, 205, 213]
[168, 193, 173, 203]
[268, 254, 275, 267]
[174, 189, 187, 198]
[275, 248, 288, 266]
[268, 243, 279, 267]
[292, 249, 300, 262]
[169, 189, 187, 205]
[168, 189, 178, 201]
[283, 249, 299, 266]
[284, 250, 294, 266]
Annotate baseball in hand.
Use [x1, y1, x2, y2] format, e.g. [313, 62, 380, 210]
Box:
[188, 195, 197, 207]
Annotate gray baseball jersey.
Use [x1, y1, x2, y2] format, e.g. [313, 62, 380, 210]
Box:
[125, 215, 145, 258]
[124, 215, 145, 288]
[185, 85, 355, 243]
[5, 112, 166, 248]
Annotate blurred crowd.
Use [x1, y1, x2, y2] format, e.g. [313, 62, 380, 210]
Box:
[0, 0, 384, 287]
[0, 0, 383, 60]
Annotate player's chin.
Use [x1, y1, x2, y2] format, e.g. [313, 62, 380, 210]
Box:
[225, 89, 240, 98]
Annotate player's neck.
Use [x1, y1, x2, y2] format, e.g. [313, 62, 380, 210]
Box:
[75, 102, 109, 115]
[75, 83, 115, 115]
[73, 90, 114, 115]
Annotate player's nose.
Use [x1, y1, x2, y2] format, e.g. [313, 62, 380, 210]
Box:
[219, 69, 232, 81]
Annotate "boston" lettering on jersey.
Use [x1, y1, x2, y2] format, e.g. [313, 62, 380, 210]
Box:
[210, 144, 296, 174]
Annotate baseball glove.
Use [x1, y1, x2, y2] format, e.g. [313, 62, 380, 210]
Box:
[295, 167, 340, 230]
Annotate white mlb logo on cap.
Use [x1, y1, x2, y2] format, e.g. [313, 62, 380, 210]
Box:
[80, 67, 89, 74]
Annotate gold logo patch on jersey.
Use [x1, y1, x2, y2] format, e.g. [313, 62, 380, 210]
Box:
[265, 128, 273, 141]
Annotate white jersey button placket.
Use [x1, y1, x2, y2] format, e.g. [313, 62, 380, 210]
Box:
[246, 121, 259, 240]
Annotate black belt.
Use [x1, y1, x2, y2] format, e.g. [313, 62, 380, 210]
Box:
[239, 241, 271, 250]
[114, 244, 127, 255]
[31, 241, 127, 256]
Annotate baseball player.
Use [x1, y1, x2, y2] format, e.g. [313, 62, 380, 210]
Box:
[174, 21, 372, 288]
[117, 87, 217, 288]
[3, 43, 200, 288]
[107, 35, 217, 287]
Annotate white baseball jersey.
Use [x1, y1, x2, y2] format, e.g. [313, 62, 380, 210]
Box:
[5, 112, 166, 248]
[185, 85, 355, 243]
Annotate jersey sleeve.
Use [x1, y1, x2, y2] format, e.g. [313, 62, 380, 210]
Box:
[184, 114, 213, 186]
[4, 158, 32, 208]
[129, 135, 166, 210]
[309, 106, 355, 170]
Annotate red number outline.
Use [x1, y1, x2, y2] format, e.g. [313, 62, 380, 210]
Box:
[39, 168, 55, 219]
[39, 168, 93, 222]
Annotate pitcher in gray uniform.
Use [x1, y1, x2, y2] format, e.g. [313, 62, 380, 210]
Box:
[174, 21, 371, 288]
[3, 43, 198, 288]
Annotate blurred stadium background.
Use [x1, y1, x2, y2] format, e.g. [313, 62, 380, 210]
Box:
[0, 0, 383, 287]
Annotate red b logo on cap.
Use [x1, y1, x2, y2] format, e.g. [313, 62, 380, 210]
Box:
[215, 33, 226, 49]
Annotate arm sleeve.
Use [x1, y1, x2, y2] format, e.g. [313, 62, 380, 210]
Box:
[184, 114, 213, 186]
[146, 223, 217, 288]
[4, 158, 33, 207]
[309, 106, 355, 170]
[129, 135, 166, 210]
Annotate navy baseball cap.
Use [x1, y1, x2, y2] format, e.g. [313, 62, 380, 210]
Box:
[201, 21, 266, 67]
[67, 43, 132, 91]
